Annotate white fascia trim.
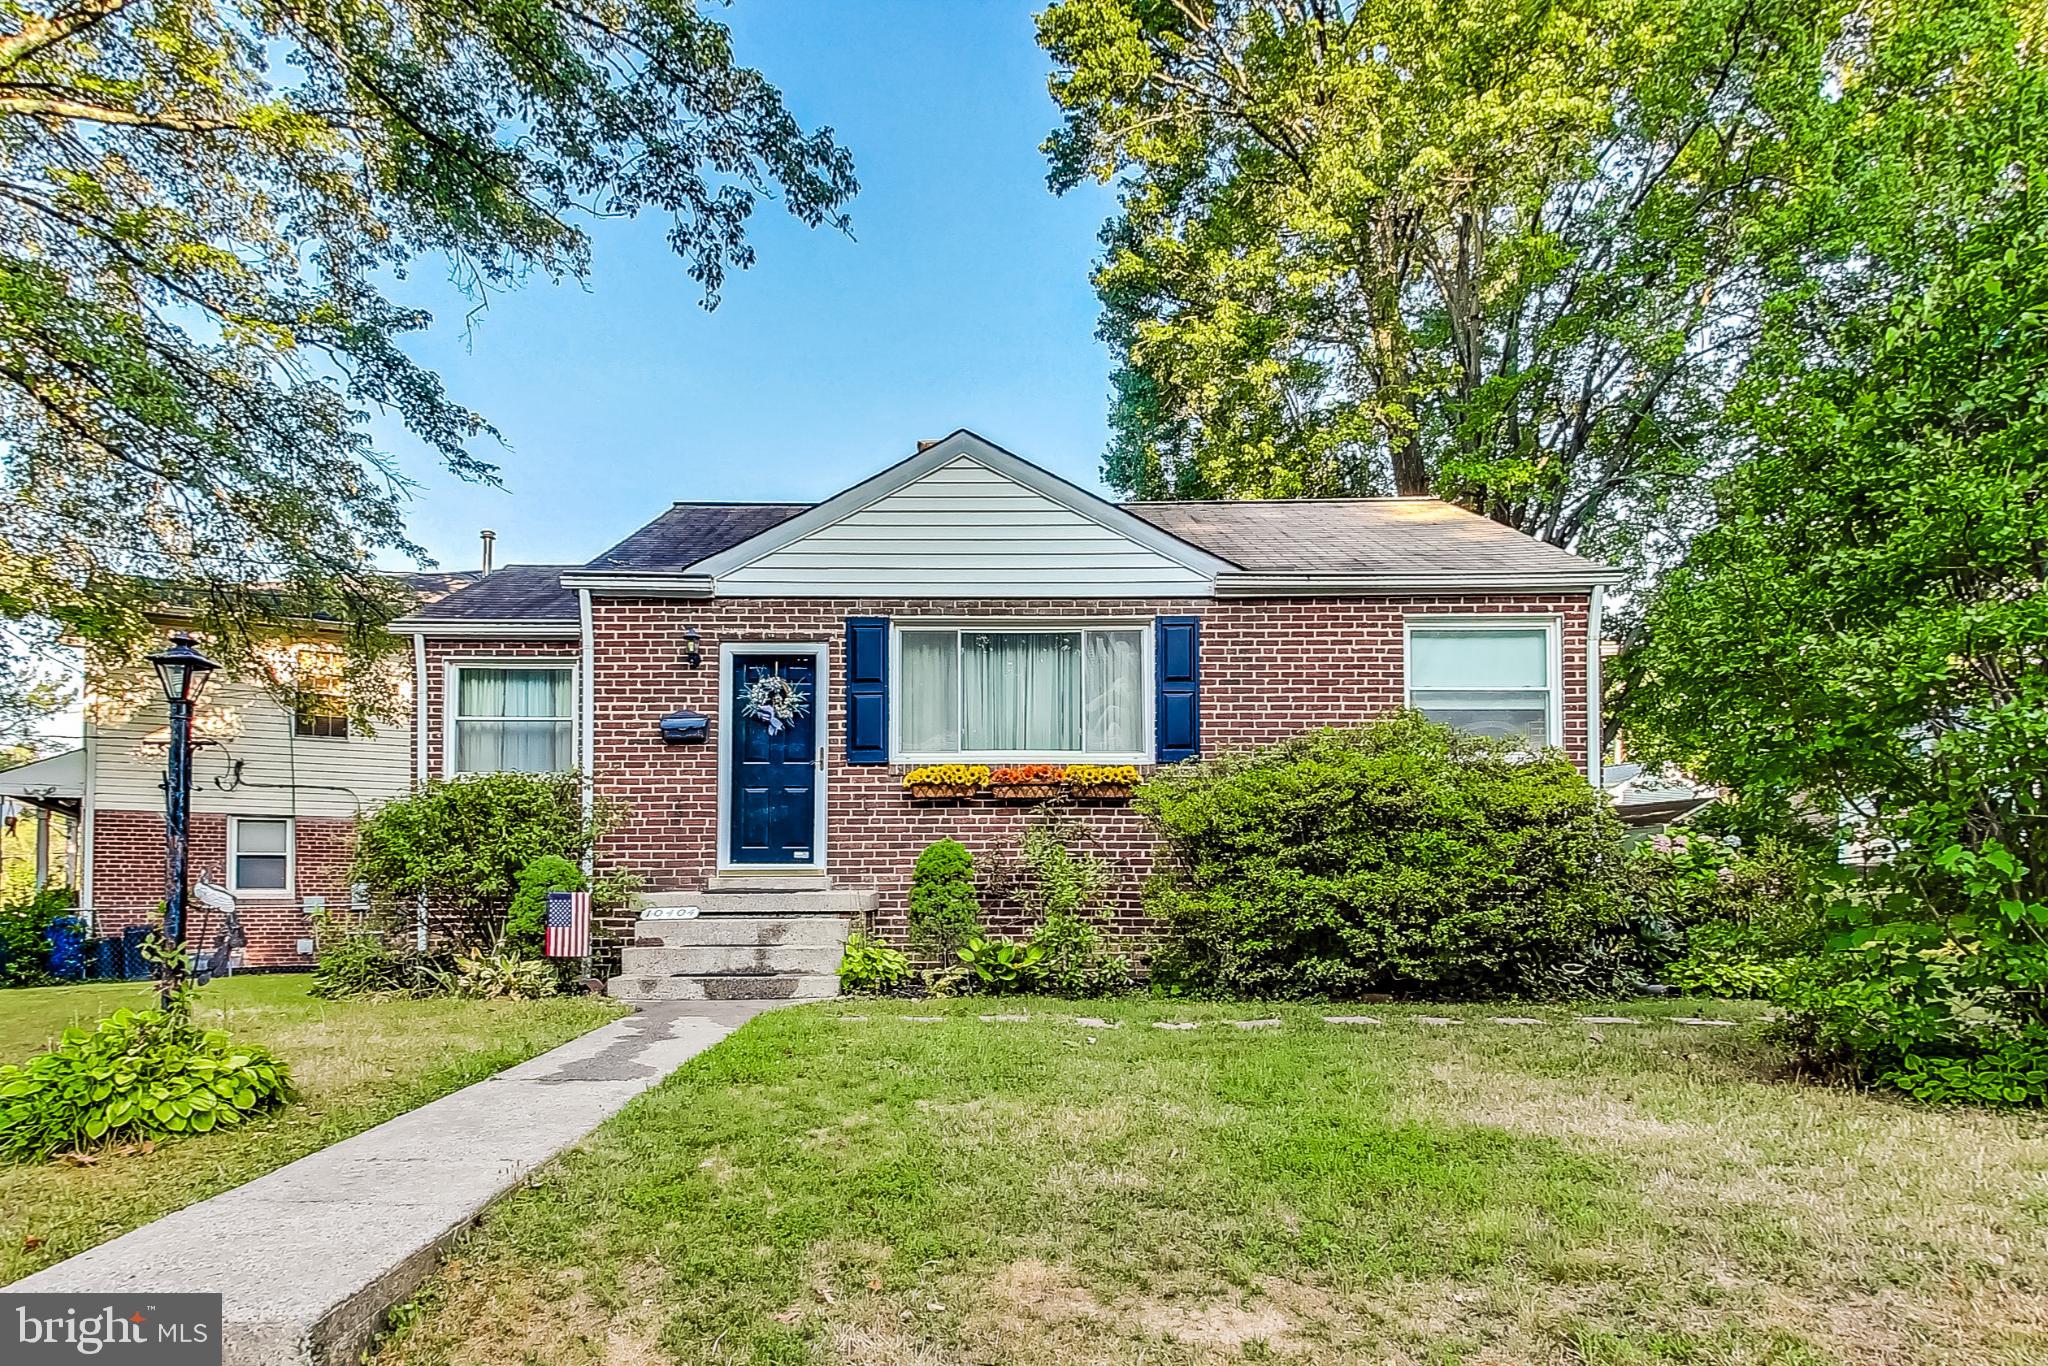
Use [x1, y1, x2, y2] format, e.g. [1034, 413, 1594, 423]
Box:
[1587, 586, 1605, 787]
[390, 620, 582, 639]
[554, 573, 714, 597]
[683, 430, 1239, 582]
[1215, 571, 1624, 596]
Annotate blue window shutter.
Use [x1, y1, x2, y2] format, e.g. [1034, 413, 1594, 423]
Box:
[1154, 616, 1201, 764]
[845, 617, 890, 764]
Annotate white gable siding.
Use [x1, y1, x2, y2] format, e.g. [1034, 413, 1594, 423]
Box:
[88, 673, 414, 820]
[713, 457, 1215, 598]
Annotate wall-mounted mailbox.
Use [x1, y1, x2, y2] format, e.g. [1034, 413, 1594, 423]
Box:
[659, 709, 708, 745]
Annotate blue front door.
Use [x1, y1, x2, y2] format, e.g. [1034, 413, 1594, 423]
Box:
[729, 653, 818, 864]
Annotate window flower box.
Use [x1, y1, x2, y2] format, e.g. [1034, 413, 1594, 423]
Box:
[988, 763, 1067, 800]
[902, 764, 989, 800]
[1065, 764, 1139, 800]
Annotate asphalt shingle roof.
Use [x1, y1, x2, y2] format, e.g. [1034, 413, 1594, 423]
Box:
[585, 502, 811, 572]
[404, 564, 581, 622]
[1122, 498, 1605, 578]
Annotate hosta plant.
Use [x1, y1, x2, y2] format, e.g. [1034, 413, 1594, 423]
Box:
[440, 950, 559, 1000]
[0, 1008, 295, 1162]
[837, 930, 912, 994]
[957, 936, 1044, 993]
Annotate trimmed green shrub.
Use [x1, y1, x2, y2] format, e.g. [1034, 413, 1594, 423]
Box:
[351, 773, 619, 946]
[0, 889, 74, 988]
[1136, 713, 1628, 999]
[505, 856, 585, 955]
[837, 930, 911, 994]
[0, 1008, 294, 1161]
[907, 838, 982, 958]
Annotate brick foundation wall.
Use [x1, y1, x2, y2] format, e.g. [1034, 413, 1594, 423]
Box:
[586, 593, 1591, 948]
[88, 809, 358, 967]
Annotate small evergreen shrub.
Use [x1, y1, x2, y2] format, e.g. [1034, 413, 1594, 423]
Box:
[837, 930, 911, 994]
[1136, 714, 1628, 999]
[504, 855, 585, 955]
[907, 838, 982, 958]
[0, 1008, 294, 1161]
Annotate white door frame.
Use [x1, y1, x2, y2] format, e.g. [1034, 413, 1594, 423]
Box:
[716, 641, 830, 873]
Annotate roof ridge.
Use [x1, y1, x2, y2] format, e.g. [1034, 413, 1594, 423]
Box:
[1122, 496, 1445, 507]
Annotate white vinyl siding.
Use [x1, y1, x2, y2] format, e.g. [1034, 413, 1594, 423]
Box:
[894, 623, 1149, 762]
[1406, 620, 1561, 747]
[85, 668, 414, 820]
[448, 665, 575, 774]
[229, 816, 293, 896]
[715, 457, 1214, 597]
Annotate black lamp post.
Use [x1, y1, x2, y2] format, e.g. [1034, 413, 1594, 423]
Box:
[148, 631, 217, 1003]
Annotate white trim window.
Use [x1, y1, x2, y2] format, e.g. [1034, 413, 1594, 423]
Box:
[894, 623, 1149, 762]
[1406, 619, 1561, 748]
[229, 816, 293, 896]
[448, 663, 575, 774]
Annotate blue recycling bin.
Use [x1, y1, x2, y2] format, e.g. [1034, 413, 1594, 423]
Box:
[45, 915, 85, 980]
[90, 935, 120, 982]
[120, 925, 155, 979]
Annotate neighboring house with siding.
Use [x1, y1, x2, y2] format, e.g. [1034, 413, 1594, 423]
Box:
[76, 429, 1619, 976]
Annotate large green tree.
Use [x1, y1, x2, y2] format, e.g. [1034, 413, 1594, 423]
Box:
[1037, 0, 2027, 578]
[0, 0, 854, 730]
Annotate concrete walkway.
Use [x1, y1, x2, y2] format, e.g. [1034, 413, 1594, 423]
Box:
[10, 1000, 776, 1366]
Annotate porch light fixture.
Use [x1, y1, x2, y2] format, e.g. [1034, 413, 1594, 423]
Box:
[682, 626, 703, 669]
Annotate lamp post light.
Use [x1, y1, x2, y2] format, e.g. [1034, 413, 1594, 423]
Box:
[148, 631, 217, 1005]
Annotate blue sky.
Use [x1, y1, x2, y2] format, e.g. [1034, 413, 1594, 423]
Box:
[372, 1, 1121, 575]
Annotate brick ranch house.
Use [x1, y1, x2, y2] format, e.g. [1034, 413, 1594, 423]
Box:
[74, 431, 1618, 989]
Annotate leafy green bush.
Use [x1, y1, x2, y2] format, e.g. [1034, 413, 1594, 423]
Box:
[908, 838, 982, 958]
[1768, 842, 2048, 1107]
[504, 855, 585, 955]
[956, 936, 1043, 993]
[0, 889, 73, 988]
[1029, 911, 1129, 998]
[0, 1008, 294, 1161]
[1136, 714, 1627, 999]
[309, 930, 449, 999]
[437, 950, 558, 1000]
[352, 773, 620, 946]
[837, 930, 911, 994]
[1621, 833, 1822, 998]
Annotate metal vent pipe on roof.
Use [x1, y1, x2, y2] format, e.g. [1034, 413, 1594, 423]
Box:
[480, 529, 495, 576]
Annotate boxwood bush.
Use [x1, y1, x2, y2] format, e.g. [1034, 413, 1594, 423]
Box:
[1136, 713, 1628, 999]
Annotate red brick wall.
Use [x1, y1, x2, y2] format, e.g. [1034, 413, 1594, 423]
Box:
[88, 809, 358, 967]
[586, 593, 1591, 946]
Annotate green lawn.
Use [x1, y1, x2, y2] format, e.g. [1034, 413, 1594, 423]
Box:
[374, 997, 2048, 1366]
[0, 974, 624, 1284]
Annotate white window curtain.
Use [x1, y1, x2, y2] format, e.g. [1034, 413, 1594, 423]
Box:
[455, 667, 573, 773]
[1408, 627, 1552, 745]
[899, 627, 1145, 758]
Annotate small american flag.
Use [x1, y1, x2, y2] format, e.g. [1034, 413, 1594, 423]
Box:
[545, 890, 590, 959]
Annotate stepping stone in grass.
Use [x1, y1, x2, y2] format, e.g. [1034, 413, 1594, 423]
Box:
[979, 1013, 1030, 1023]
[1071, 1016, 1120, 1029]
[1488, 1016, 1546, 1026]
[1576, 1016, 1639, 1025]
[1671, 1017, 1741, 1027]
[1153, 1021, 1200, 1031]
[903, 1015, 945, 1023]
[834, 1015, 870, 1022]
[1322, 1015, 1382, 1025]
[1231, 1018, 1282, 1029]
[1415, 1016, 1462, 1026]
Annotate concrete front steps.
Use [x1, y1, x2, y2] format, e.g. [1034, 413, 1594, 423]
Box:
[606, 884, 872, 1003]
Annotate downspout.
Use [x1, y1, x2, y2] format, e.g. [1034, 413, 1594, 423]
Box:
[1586, 586, 1604, 789]
[412, 629, 429, 950]
[578, 588, 596, 879]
